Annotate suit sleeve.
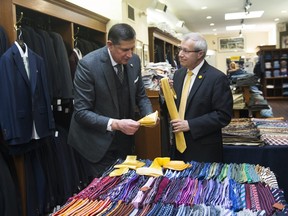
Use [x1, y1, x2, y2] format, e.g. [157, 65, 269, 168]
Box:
[188, 73, 233, 139]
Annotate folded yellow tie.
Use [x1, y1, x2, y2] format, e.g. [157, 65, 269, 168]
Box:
[160, 77, 186, 153]
[138, 110, 158, 126]
[163, 160, 192, 171]
[109, 155, 145, 177]
[136, 157, 170, 177]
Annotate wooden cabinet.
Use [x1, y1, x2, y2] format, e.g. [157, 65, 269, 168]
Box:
[0, 0, 109, 47]
[135, 90, 161, 160]
[148, 27, 181, 67]
[259, 46, 288, 99]
[0, 1, 109, 215]
[136, 28, 181, 160]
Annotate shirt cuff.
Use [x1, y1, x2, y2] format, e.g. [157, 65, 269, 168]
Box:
[107, 118, 114, 131]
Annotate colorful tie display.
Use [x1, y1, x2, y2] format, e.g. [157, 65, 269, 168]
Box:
[179, 70, 193, 120]
[52, 158, 288, 215]
[160, 77, 186, 153]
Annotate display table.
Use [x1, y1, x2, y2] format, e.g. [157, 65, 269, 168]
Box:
[223, 145, 288, 201]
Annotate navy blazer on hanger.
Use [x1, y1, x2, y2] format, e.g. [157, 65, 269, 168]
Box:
[0, 43, 55, 145]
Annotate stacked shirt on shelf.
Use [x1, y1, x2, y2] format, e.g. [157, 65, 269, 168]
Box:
[141, 62, 175, 91]
[52, 156, 288, 216]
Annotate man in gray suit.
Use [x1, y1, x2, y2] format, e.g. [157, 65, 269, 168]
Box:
[68, 23, 153, 180]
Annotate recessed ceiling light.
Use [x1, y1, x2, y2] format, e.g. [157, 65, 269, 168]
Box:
[281, 10, 287, 13]
[210, 23, 215, 26]
[213, 29, 217, 31]
[226, 24, 255, 31]
[206, 16, 212, 19]
[201, 6, 207, 10]
[225, 11, 264, 20]
[274, 18, 280, 22]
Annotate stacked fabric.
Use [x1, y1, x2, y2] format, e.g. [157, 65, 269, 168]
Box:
[52, 156, 288, 215]
[252, 118, 288, 146]
[222, 118, 262, 146]
[232, 93, 246, 109]
[141, 62, 175, 91]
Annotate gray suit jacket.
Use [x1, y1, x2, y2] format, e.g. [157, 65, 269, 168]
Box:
[68, 46, 153, 162]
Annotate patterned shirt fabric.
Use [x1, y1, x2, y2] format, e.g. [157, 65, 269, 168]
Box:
[223, 118, 288, 146]
[252, 118, 288, 146]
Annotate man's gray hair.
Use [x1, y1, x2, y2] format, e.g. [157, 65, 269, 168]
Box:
[182, 32, 208, 56]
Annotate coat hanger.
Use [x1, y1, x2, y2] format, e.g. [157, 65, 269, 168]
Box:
[73, 26, 80, 48]
[14, 12, 25, 51]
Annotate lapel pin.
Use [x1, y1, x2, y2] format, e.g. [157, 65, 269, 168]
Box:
[198, 75, 203, 79]
[130, 64, 133, 67]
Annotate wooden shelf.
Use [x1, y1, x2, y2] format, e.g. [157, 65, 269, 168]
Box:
[258, 46, 288, 100]
[148, 27, 180, 68]
[0, 1, 109, 215]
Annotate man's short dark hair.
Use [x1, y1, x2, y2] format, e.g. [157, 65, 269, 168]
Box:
[108, 23, 136, 45]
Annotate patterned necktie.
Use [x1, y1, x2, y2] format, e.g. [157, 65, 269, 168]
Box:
[179, 70, 193, 120]
[115, 64, 124, 83]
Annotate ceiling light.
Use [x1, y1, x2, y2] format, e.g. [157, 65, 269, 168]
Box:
[210, 23, 214, 26]
[225, 11, 264, 20]
[201, 6, 207, 10]
[274, 18, 280, 22]
[226, 24, 255, 31]
[206, 16, 212, 19]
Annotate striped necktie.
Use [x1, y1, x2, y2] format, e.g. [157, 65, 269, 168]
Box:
[115, 64, 124, 83]
[179, 70, 193, 120]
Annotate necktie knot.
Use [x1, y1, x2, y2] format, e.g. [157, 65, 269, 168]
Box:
[187, 70, 193, 76]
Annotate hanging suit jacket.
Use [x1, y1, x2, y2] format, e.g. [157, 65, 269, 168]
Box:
[0, 43, 55, 145]
[172, 60, 233, 163]
[68, 46, 153, 163]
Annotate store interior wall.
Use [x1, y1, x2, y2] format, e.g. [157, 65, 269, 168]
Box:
[66, 0, 280, 73]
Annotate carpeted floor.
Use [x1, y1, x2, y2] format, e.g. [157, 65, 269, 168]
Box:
[267, 100, 288, 120]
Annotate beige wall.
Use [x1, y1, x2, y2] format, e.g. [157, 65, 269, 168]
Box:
[205, 32, 271, 73]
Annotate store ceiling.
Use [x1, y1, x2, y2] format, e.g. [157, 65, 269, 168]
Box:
[163, 0, 288, 35]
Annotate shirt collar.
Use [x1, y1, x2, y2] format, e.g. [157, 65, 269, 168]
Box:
[15, 41, 28, 58]
[107, 47, 117, 67]
[188, 60, 204, 76]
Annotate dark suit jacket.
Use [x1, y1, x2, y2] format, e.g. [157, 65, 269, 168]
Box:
[173, 60, 233, 162]
[68, 46, 153, 163]
[0, 43, 55, 145]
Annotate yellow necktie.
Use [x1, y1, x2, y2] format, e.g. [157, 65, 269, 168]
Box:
[179, 70, 193, 120]
[160, 77, 186, 153]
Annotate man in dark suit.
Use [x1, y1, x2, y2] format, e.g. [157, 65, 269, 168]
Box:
[166, 32, 233, 163]
[68, 23, 154, 179]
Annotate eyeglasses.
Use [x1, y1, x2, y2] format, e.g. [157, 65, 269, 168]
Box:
[178, 46, 201, 54]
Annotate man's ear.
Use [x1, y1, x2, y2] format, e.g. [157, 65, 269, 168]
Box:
[107, 40, 113, 48]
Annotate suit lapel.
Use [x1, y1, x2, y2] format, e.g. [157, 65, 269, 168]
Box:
[28, 50, 37, 95]
[12, 44, 30, 87]
[101, 49, 119, 113]
[187, 63, 207, 105]
[126, 63, 136, 108]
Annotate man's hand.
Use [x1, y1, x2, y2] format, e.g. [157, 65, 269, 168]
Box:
[112, 119, 140, 135]
[170, 119, 190, 133]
